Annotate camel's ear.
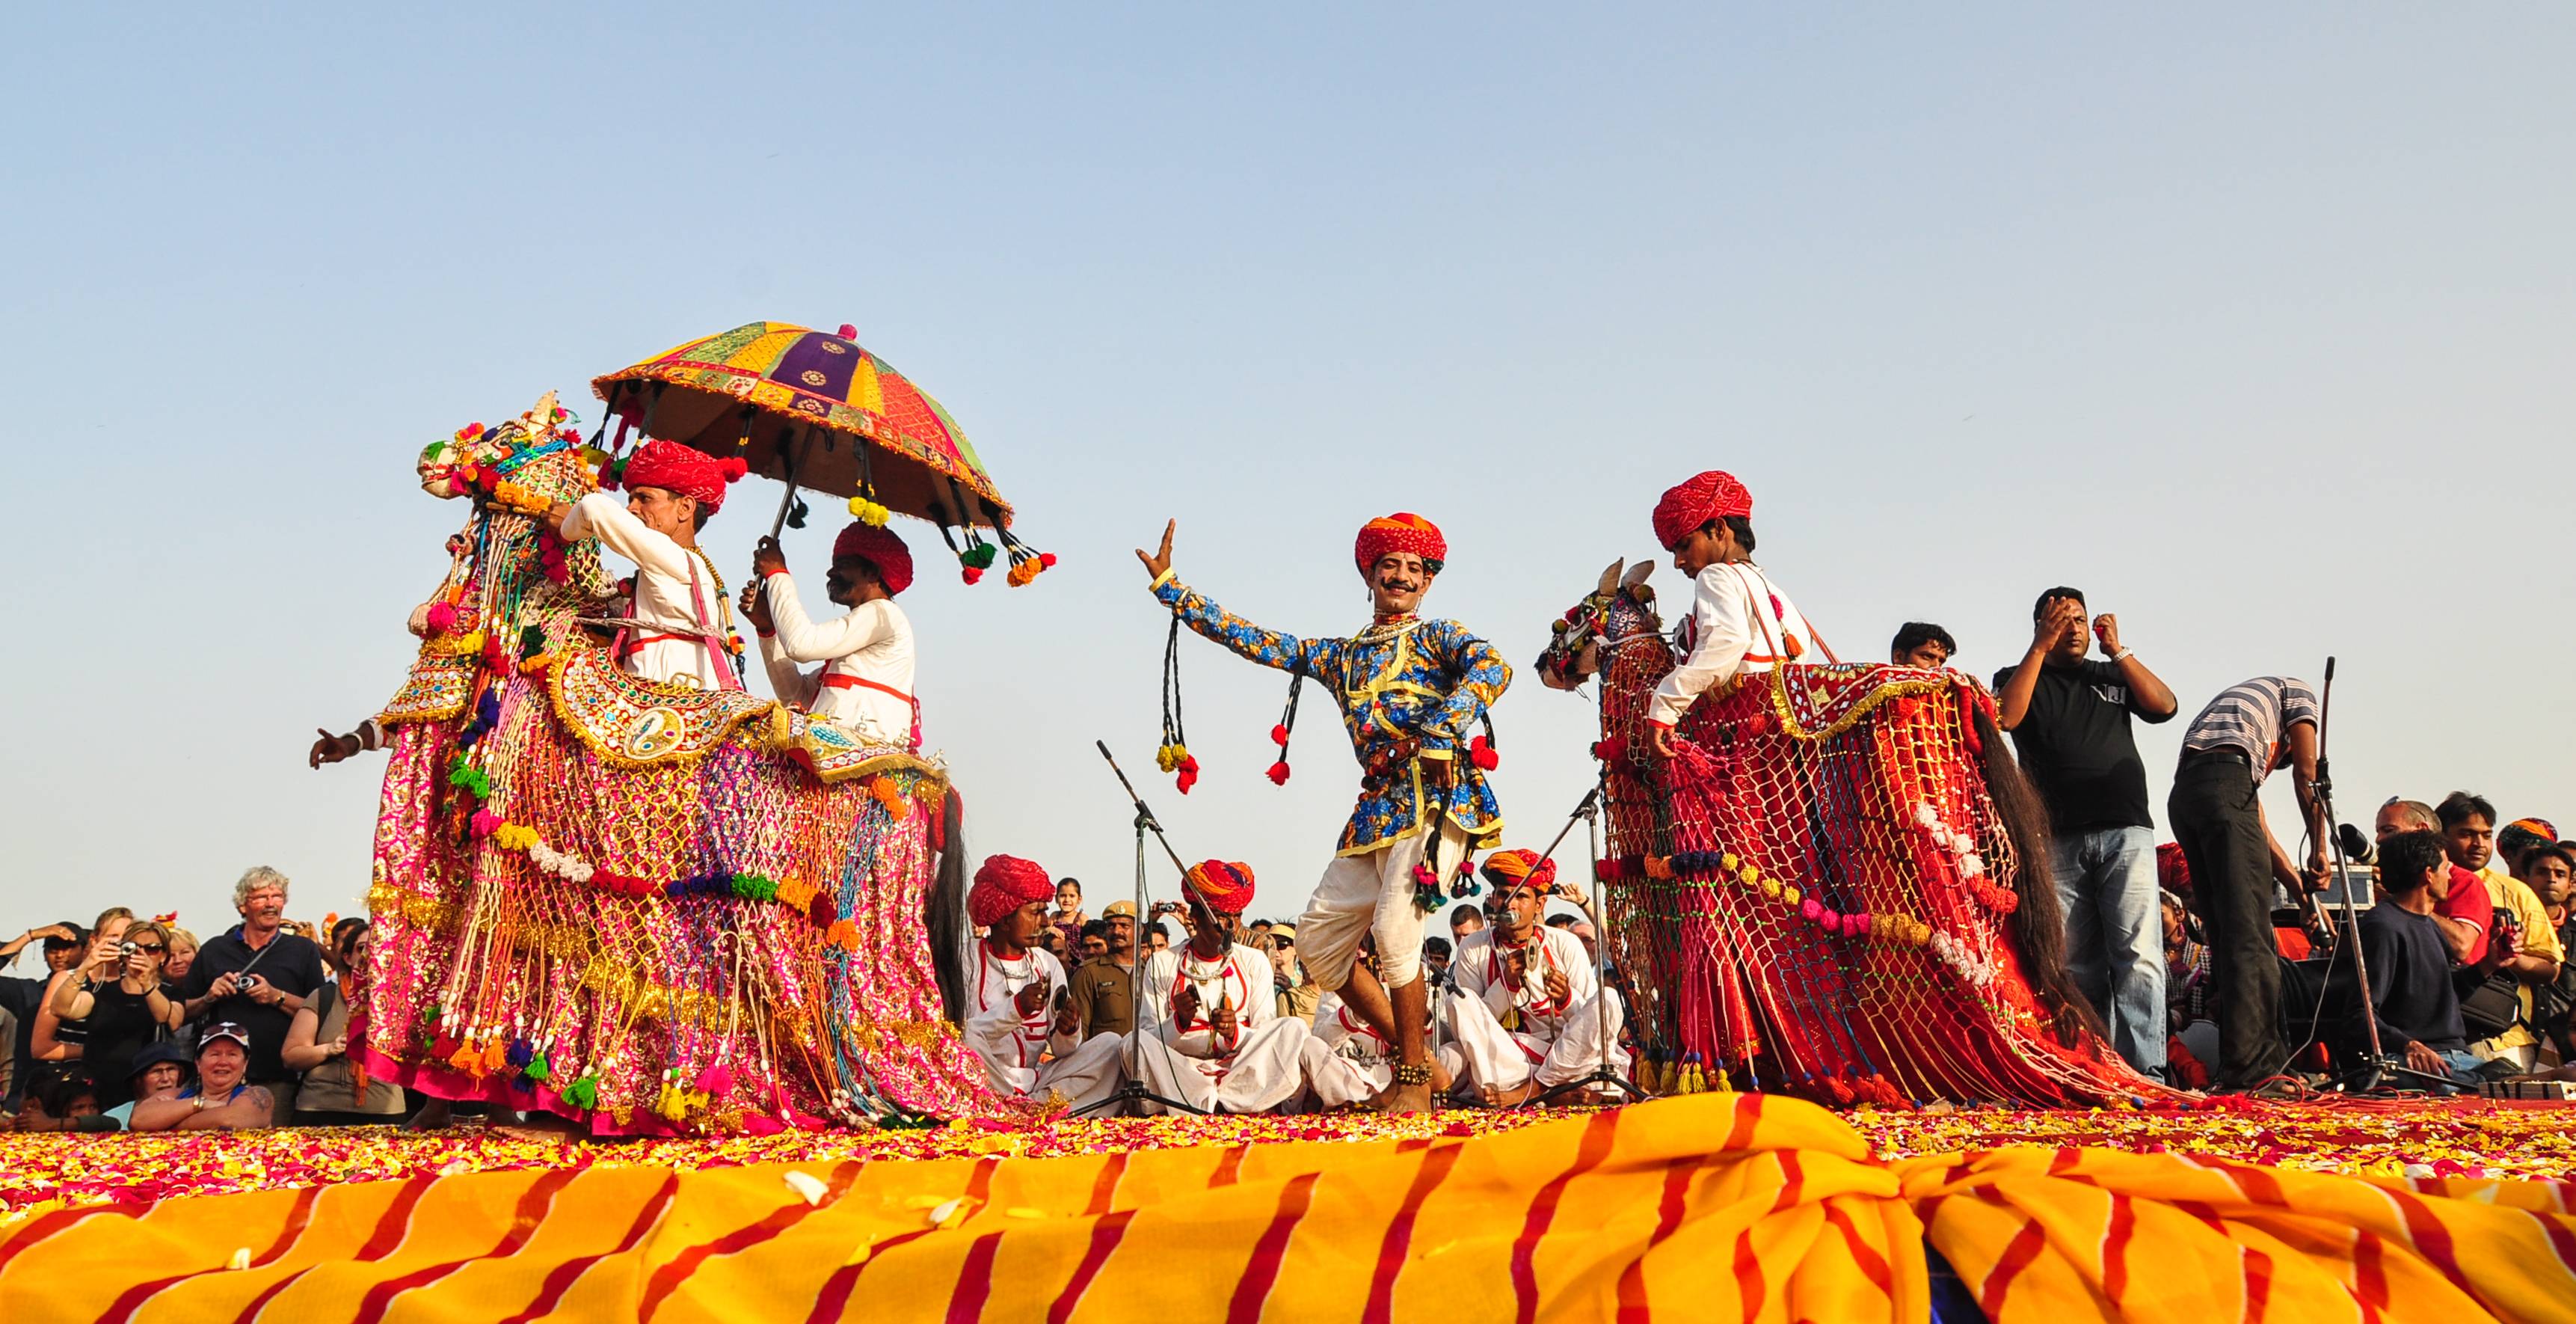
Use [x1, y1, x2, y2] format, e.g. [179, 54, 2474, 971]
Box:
[1595, 560, 1624, 596]
[1622, 560, 1657, 589]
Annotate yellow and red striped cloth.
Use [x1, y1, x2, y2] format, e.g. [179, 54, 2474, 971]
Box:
[4, 1094, 2570, 1323]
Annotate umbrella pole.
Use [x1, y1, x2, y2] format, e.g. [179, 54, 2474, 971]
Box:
[767, 429, 806, 541]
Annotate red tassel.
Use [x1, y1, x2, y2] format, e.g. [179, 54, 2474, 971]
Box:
[962, 566, 984, 585]
[1269, 724, 1290, 746]
[1469, 735, 1498, 771]
[1591, 736, 1625, 762]
[1266, 761, 1291, 785]
[1039, 552, 1057, 568]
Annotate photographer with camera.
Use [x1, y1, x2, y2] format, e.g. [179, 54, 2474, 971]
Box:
[178, 867, 324, 1125]
[43, 919, 182, 1109]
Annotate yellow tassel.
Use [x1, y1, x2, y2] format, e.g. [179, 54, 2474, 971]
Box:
[482, 1035, 509, 1073]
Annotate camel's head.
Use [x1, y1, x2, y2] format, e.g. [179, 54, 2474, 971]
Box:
[1536, 558, 1660, 690]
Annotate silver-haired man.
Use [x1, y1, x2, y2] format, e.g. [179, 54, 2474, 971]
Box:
[177, 866, 327, 1124]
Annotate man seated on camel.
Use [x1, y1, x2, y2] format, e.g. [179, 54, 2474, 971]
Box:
[1447, 850, 1629, 1106]
[1135, 862, 1312, 1115]
[737, 521, 920, 750]
[310, 439, 750, 767]
[549, 438, 748, 690]
[1642, 471, 1826, 758]
[1300, 938, 1461, 1109]
[962, 855, 1125, 1111]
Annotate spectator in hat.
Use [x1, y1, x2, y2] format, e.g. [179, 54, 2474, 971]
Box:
[1269, 923, 1318, 1023]
[1890, 622, 1956, 669]
[1065, 901, 1154, 1041]
[129, 1023, 275, 1131]
[102, 1041, 194, 1129]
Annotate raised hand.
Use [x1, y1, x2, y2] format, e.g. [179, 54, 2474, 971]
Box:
[751, 536, 788, 580]
[2094, 613, 2123, 657]
[1135, 520, 1175, 580]
[1013, 980, 1049, 1017]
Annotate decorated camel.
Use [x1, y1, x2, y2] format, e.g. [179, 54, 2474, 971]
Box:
[1535, 560, 2175, 1107]
[356, 393, 991, 1135]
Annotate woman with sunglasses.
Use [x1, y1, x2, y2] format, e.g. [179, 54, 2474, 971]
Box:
[45, 919, 182, 1107]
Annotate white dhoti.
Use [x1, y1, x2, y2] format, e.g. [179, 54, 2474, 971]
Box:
[1299, 1037, 1466, 1109]
[1300, 818, 1471, 993]
[1448, 986, 1629, 1092]
[1136, 1018, 1312, 1115]
[1024, 1033, 1126, 1112]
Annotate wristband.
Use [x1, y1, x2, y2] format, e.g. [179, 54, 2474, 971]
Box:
[2109, 648, 2134, 663]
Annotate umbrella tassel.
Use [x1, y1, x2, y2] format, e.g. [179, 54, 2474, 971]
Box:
[985, 497, 1055, 587]
[846, 446, 888, 526]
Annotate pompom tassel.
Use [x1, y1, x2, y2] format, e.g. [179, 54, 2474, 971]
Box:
[1266, 760, 1291, 785]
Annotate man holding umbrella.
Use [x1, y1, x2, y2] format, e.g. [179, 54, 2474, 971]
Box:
[740, 521, 922, 750]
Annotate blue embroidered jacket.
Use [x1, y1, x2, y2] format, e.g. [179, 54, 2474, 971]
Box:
[1153, 574, 1510, 856]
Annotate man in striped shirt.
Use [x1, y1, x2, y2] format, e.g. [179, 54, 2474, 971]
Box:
[2165, 676, 2327, 1092]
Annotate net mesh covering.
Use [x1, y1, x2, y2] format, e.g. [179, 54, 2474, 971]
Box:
[1573, 585, 2171, 1108]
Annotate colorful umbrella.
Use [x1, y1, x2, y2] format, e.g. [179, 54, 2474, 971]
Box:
[592, 321, 1048, 584]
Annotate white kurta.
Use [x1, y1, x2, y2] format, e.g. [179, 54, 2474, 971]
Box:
[562, 492, 735, 690]
[1644, 562, 1822, 728]
[1298, 991, 1465, 1109]
[1136, 945, 1309, 1115]
[757, 571, 917, 748]
[1447, 926, 1628, 1091]
[961, 943, 1123, 1109]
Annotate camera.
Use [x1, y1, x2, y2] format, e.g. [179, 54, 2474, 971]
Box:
[120, 940, 138, 960]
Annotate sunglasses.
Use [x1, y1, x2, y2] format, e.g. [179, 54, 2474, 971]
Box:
[129, 943, 166, 954]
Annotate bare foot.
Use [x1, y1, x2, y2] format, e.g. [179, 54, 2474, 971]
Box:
[1376, 1080, 1435, 1115]
[1481, 1081, 1538, 1109]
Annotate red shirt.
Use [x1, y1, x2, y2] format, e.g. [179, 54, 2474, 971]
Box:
[2432, 865, 2492, 966]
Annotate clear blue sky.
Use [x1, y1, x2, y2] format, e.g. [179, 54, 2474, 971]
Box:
[3, 7, 2569, 943]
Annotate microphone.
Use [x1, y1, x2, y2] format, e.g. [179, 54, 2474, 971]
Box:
[2337, 823, 2375, 867]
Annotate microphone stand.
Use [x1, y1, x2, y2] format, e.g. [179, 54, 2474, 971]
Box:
[2303, 659, 2447, 1092]
[1071, 741, 1207, 1116]
[1512, 781, 1649, 1108]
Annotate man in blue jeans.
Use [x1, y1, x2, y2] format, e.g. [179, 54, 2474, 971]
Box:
[1995, 587, 2179, 1077]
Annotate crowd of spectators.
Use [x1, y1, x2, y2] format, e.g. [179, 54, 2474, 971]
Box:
[0, 866, 349, 1133]
[1937, 592, 2571, 1097]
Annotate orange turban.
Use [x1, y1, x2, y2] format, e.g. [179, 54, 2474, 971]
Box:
[1480, 848, 1557, 897]
[1184, 860, 1256, 916]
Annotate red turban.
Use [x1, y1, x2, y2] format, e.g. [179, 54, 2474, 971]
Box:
[831, 522, 914, 596]
[1353, 513, 1447, 574]
[969, 854, 1055, 928]
[1480, 848, 1557, 897]
[621, 440, 748, 513]
[1650, 471, 1753, 552]
[1184, 859, 1256, 916]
